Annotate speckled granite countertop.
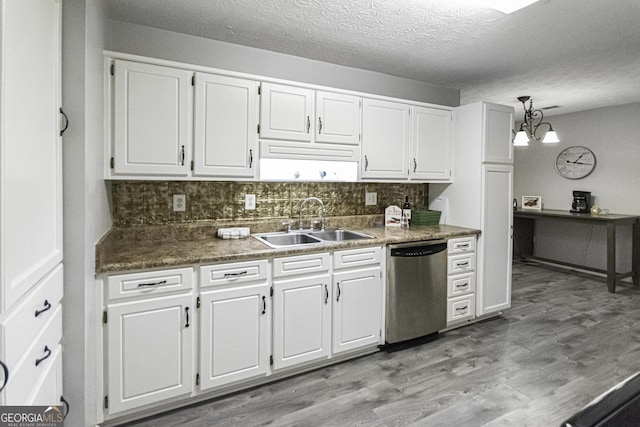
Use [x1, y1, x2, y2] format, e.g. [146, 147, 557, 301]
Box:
[96, 216, 479, 274]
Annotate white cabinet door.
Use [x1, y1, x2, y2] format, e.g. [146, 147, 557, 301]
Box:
[199, 283, 270, 390]
[411, 107, 452, 181]
[482, 103, 514, 164]
[260, 83, 314, 141]
[106, 293, 193, 414]
[361, 99, 410, 179]
[477, 164, 513, 316]
[332, 267, 382, 354]
[315, 91, 360, 145]
[272, 274, 331, 370]
[1, 0, 63, 313]
[194, 73, 258, 178]
[112, 60, 192, 176]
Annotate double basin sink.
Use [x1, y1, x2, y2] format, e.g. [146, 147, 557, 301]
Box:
[253, 229, 374, 249]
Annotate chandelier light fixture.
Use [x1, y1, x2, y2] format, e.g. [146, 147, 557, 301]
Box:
[512, 96, 560, 146]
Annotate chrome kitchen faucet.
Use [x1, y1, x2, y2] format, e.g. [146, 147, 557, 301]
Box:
[299, 197, 326, 231]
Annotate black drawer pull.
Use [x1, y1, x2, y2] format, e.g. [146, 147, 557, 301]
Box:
[224, 271, 247, 278]
[455, 283, 469, 289]
[0, 360, 8, 393]
[456, 261, 470, 268]
[36, 346, 52, 367]
[457, 243, 470, 249]
[336, 282, 341, 302]
[35, 299, 52, 317]
[137, 280, 167, 287]
[456, 306, 468, 312]
[60, 395, 70, 419]
[185, 307, 190, 328]
[262, 296, 266, 315]
[324, 285, 329, 304]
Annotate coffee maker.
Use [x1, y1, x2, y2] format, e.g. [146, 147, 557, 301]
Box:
[571, 191, 591, 213]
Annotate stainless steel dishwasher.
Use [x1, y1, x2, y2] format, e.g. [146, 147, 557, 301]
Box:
[386, 240, 448, 344]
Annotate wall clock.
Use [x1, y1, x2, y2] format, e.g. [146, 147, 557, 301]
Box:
[555, 146, 596, 179]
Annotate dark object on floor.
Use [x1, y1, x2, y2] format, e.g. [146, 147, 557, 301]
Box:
[561, 373, 640, 426]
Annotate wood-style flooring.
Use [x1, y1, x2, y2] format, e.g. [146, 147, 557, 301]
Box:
[127, 262, 640, 426]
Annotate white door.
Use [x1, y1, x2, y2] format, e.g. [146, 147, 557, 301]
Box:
[332, 267, 382, 354]
[112, 60, 192, 176]
[106, 293, 193, 414]
[411, 107, 452, 181]
[483, 103, 514, 164]
[194, 73, 258, 178]
[361, 99, 410, 179]
[199, 283, 269, 390]
[315, 91, 360, 145]
[272, 274, 331, 370]
[477, 164, 513, 316]
[0, 0, 63, 313]
[260, 83, 314, 141]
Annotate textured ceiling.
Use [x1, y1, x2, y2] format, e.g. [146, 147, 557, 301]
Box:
[105, 0, 640, 116]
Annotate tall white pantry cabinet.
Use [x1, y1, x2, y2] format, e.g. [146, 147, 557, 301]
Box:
[0, 0, 65, 407]
[430, 102, 514, 318]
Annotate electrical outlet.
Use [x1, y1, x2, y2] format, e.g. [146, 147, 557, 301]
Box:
[245, 194, 256, 210]
[173, 194, 186, 212]
[365, 192, 377, 206]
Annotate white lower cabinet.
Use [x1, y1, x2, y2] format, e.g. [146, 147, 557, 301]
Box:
[199, 260, 270, 390]
[272, 253, 332, 369]
[105, 268, 194, 415]
[332, 247, 382, 354]
[446, 236, 477, 327]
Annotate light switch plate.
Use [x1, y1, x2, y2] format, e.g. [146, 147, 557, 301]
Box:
[245, 194, 256, 210]
[173, 194, 186, 212]
[365, 192, 377, 206]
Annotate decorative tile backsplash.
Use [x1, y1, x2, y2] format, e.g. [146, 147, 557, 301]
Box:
[111, 181, 429, 226]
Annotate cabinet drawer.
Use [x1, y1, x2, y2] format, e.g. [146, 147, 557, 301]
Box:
[200, 260, 268, 288]
[447, 273, 475, 297]
[107, 267, 193, 300]
[448, 236, 476, 254]
[3, 305, 62, 405]
[1, 265, 63, 370]
[273, 252, 330, 278]
[448, 253, 476, 274]
[333, 247, 381, 270]
[447, 294, 475, 323]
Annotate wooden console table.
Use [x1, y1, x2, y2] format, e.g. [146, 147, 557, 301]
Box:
[513, 208, 640, 293]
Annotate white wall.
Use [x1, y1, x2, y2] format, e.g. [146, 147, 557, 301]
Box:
[62, 1, 110, 425]
[514, 102, 640, 272]
[106, 20, 460, 107]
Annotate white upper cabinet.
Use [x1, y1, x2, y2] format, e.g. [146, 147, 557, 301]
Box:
[259, 83, 314, 141]
[361, 99, 411, 179]
[315, 91, 361, 145]
[482, 103, 514, 164]
[411, 106, 452, 181]
[193, 73, 258, 178]
[112, 60, 192, 176]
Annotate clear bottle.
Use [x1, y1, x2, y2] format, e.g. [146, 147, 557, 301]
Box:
[402, 196, 411, 227]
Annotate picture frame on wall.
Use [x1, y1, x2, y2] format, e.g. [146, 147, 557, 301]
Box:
[522, 195, 542, 210]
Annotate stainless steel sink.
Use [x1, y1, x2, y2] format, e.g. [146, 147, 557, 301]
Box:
[308, 229, 374, 242]
[253, 229, 373, 248]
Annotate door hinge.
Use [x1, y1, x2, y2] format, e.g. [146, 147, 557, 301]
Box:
[103, 310, 107, 324]
[258, 84, 261, 95]
[104, 395, 108, 409]
[110, 157, 114, 169]
[196, 296, 201, 309]
[192, 74, 195, 86]
[257, 124, 261, 134]
[110, 63, 114, 76]
[191, 160, 194, 171]
[196, 373, 200, 386]
[270, 355, 273, 366]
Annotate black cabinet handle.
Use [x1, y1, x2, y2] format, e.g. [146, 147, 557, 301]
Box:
[224, 271, 247, 278]
[456, 306, 468, 312]
[35, 346, 52, 367]
[336, 282, 341, 302]
[60, 395, 70, 419]
[365, 155, 369, 171]
[249, 149, 253, 168]
[262, 296, 266, 315]
[35, 299, 52, 317]
[137, 280, 167, 288]
[59, 108, 69, 136]
[185, 307, 190, 328]
[318, 117, 323, 134]
[324, 284, 329, 304]
[306, 116, 311, 133]
[413, 158, 417, 173]
[0, 360, 8, 393]
[180, 145, 185, 166]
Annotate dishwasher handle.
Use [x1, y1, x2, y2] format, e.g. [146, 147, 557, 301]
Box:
[390, 242, 447, 257]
